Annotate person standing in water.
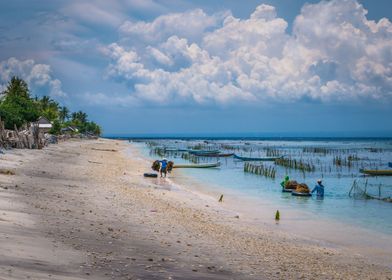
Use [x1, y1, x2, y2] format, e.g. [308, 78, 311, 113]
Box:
[280, 176, 290, 189]
[312, 179, 325, 197]
[159, 158, 168, 178]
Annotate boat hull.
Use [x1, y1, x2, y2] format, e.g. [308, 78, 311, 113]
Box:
[234, 154, 281, 161]
[173, 162, 221, 169]
[360, 169, 392, 176]
[194, 153, 234, 157]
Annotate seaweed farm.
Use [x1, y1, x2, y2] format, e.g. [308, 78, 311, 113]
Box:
[135, 138, 392, 235]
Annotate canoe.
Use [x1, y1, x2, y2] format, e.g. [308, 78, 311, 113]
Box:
[164, 148, 189, 152]
[360, 169, 392, 176]
[291, 191, 311, 197]
[144, 173, 158, 178]
[189, 150, 220, 155]
[282, 188, 293, 193]
[173, 162, 221, 169]
[194, 153, 234, 158]
[389, 162, 392, 168]
[234, 154, 282, 161]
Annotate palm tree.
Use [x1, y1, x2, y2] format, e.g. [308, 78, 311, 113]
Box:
[4, 76, 30, 98]
[59, 106, 70, 123]
[76, 111, 88, 123]
[40, 96, 51, 110]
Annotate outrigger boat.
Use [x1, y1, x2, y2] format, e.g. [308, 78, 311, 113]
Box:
[173, 162, 221, 169]
[194, 153, 234, 157]
[360, 169, 392, 176]
[234, 154, 282, 161]
[189, 150, 220, 155]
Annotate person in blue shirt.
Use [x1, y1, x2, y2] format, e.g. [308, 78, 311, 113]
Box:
[159, 158, 168, 178]
[312, 179, 325, 197]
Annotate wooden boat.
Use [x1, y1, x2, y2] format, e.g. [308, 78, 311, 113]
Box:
[360, 169, 392, 176]
[189, 150, 220, 155]
[234, 154, 282, 161]
[291, 191, 312, 197]
[194, 153, 234, 157]
[173, 162, 221, 169]
[164, 148, 189, 152]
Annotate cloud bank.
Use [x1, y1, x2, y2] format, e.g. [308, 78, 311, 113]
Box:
[102, 0, 392, 105]
[0, 57, 66, 98]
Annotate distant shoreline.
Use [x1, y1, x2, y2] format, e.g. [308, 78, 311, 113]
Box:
[106, 135, 392, 141]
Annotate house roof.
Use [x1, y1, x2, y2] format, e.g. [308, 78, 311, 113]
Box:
[37, 116, 51, 125]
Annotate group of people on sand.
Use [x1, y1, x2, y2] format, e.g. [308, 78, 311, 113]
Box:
[281, 175, 325, 197]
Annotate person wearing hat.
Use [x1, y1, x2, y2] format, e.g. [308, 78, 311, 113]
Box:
[311, 179, 325, 197]
[159, 158, 168, 178]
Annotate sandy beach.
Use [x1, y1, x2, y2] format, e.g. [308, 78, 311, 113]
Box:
[1, 138, 391, 280]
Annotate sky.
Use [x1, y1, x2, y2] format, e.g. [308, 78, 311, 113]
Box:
[0, 0, 391, 136]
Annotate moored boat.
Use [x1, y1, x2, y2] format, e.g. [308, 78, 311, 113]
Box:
[194, 153, 234, 157]
[360, 169, 392, 176]
[189, 150, 220, 155]
[234, 154, 282, 161]
[173, 162, 221, 168]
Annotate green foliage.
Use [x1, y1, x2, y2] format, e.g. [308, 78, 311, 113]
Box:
[0, 76, 102, 136]
[50, 119, 61, 135]
[0, 77, 40, 129]
[59, 106, 70, 123]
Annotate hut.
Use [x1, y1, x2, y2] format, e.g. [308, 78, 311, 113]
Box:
[36, 117, 52, 133]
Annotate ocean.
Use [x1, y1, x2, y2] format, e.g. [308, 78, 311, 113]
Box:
[116, 137, 392, 264]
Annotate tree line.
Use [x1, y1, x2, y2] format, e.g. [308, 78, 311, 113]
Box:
[0, 76, 101, 136]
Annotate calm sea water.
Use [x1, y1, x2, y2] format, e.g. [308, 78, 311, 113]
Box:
[128, 138, 392, 236]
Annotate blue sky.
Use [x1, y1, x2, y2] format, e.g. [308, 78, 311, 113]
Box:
[0, 0, 391, 136]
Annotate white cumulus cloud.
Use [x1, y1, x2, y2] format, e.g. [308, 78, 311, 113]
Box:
[101, 0, 392, 105]
[0, 57, 66, 98]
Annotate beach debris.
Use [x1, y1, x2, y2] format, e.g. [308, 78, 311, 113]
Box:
[218, 194, 224, 202]
[275, 210, 280, 221]
[0, 169, 15, 175]
[88, 160, 103, 164]
[91, 148, 117, 152]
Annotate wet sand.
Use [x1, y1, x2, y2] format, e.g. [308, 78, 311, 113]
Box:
[0, 138, 391, 279]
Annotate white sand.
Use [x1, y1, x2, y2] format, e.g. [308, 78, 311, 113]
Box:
[0, 138, 391, 279]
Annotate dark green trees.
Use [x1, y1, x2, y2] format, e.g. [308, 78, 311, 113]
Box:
[0, 77, 40, 129]
[0, 76, 102, 136]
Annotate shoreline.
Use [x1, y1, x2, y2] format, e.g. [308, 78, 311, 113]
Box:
[1, 138, 391, 279]
[130, 141, 392, 269]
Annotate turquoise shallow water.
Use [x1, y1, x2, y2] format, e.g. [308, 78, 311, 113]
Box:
[131, 139, 392, 236]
